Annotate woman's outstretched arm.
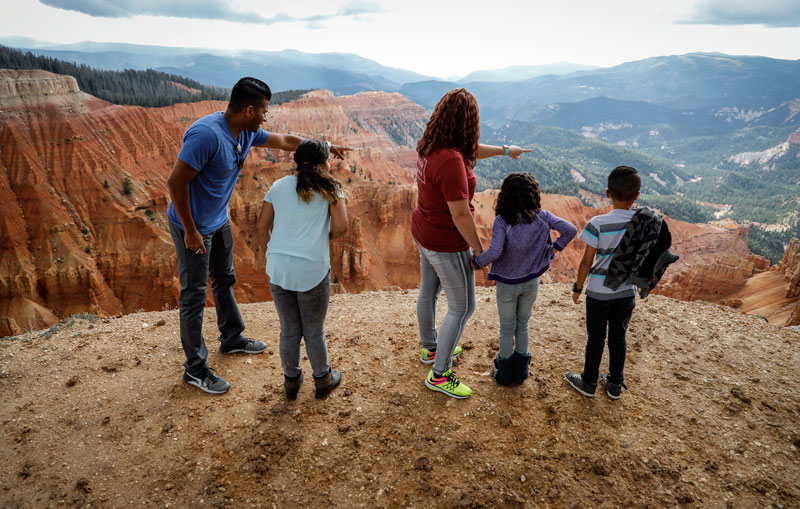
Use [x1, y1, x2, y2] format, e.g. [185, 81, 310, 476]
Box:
[476, 144, 531, 160]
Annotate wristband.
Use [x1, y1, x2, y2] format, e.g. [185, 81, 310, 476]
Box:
[572, 282, 583, 294]
[325, 141, 332, 150]
[502, 144, 510, 156]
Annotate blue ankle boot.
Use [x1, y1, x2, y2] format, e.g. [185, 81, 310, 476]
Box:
[512, 351, 532, 384]
[493, 355, 515, 386]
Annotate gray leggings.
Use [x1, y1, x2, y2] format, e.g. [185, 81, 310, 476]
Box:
[416, 244, 476, 375]
[495, 278, 539, 359]
[269, 273, 331, 378]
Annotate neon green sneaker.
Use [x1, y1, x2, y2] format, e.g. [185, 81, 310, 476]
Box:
[420, 346, 463, 365]
[425, 369, 472, 399]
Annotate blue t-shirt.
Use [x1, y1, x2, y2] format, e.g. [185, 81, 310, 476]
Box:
[264, 175, 341, 292]
[167, 112, 269, 234]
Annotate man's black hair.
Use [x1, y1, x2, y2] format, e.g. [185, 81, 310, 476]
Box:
[607, 165, 641, 201]
[228, 77, 272, 112]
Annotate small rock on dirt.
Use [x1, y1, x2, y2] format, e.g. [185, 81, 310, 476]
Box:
[593, 458, 611, 476]
[414, 456, 433, 472]
[675, 487, 694, 504]
[730, 387, 751, 404]
[75, 478, 91, 493]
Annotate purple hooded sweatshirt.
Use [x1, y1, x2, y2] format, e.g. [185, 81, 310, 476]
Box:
[472, 209, 577, 284]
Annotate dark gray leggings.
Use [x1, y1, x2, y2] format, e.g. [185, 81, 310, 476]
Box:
[169, 220, 245, 372]
[269, 273, 331, 378]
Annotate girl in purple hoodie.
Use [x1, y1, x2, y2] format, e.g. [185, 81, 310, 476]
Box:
[472, 173, 577, 386]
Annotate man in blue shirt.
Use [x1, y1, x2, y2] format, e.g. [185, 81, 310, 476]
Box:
[167, 77, 349, 394]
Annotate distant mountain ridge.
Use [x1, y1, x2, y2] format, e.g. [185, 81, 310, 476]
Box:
[454, 62, 599, 82]
[403, 54, 800, 119]
[0, 38, 433, 94]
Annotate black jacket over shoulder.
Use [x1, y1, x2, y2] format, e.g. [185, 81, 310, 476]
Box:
[603, 207, 680, 298]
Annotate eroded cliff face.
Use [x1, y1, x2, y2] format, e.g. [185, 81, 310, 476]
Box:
[658, 237, 800, 326]
[778, 239, 800, 325]
[657, 255, 763, 301]
[0, 69, 782, 335]
[0, 71, 432, 336]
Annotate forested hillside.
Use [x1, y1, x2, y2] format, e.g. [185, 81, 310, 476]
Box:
[0, 45, 309, 107]
[0, 45, 228, 106]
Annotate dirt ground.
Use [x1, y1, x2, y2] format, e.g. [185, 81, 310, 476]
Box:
[1, 284, 799, 508]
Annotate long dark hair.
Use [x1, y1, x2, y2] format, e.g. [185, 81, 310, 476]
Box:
[416, 88, 480, 168]
[495, 173, 542, 226]
[294, 139, 342, 204]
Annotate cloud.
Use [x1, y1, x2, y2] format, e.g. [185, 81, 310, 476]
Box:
[677, 0, 800, 27]
[39, 0, 384, 26]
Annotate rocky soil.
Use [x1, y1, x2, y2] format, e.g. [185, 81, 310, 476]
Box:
[1, 284, 799, 508]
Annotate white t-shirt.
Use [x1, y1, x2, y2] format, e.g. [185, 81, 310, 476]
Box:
[264, 175, 340, 292]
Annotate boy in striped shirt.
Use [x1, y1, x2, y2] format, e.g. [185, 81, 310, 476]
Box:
[565, 166, 641, 400]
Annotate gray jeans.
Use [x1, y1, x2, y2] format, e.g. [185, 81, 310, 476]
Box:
[416, 244, 476, 375]
[269, 273, 331, 378]
[495, 278, 539, 359]
[169, 220, 246, 373]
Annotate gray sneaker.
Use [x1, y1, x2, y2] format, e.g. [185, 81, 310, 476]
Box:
[219, 337, 267, 355]
[600, 373, 628, 400]
[183, 368, 230, 394]
[565, 371, 596, 398]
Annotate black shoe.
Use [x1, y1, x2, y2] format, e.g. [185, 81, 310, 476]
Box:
[183, 367, 230, 395]
[600, 373, 627, 400]
[564, 371, 596, 398]
[493, 354, 515, 386]
[512, 351, 532, 384]
[313, 369, 342, 399]
[284, 372, 303, 401]
[219, 337, 267, 355]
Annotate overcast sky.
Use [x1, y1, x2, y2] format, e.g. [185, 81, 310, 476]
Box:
[2, 0, 799, 78]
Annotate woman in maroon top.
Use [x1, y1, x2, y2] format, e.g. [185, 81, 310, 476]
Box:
[413, 88, 530, 399]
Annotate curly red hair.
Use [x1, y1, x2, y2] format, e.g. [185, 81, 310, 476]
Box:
[416, 88, 480, 168]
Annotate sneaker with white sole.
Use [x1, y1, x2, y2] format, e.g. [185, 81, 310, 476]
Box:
[425, 369, 472, 399]
[600, 373, 628, 400]
[564, 371, 596, 398]
[219, 337, 267, 355]
[420, 345, 463, 365]
[183, 367, 230, 394]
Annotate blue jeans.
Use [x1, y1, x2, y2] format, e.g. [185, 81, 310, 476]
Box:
[269, 273, 331, 378]
[495, 278, 539, 359]
[169, 220, 246, 372]
[416, 243, 476, 376]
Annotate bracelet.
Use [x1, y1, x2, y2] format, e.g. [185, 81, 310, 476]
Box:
[502, 144, 510, 156]
[572, 282, 583, 294]
[325, 141, 332, 150]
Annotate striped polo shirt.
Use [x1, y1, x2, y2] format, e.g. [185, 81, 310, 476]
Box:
[578, 208, 638, 300]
